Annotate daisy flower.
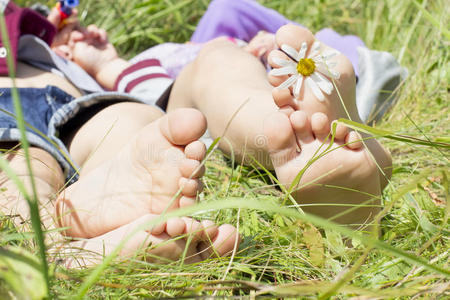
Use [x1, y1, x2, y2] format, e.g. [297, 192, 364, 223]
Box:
[269, 41, 340, 102]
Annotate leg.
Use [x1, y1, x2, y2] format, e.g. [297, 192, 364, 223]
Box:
[0, 146, 65, 234]
[168, 38, 277, 168]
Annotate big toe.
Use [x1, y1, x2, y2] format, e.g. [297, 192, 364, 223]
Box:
[268, 25, 315, 89]
[160, 108, 207, 146]
[276, 24, 316, 52]
[264, 112, 299, 168]
[268, 23, 357, 122]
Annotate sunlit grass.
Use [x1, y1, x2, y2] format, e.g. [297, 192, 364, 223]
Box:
[2, 0, 449, 298]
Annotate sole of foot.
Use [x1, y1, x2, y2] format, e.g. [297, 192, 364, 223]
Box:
[267, 24, 392, 190]
[265, 109, 383, 228]
[55, 108, 239, 262]
[58, 214, 239, 268]
[57, 108, 208, 238]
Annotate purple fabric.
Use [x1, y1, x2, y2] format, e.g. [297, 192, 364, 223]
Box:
[191, 0, 291, 44]
[191, 0, 365, 76]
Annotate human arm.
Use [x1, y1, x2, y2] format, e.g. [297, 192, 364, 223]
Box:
[69, 26, 172, 100]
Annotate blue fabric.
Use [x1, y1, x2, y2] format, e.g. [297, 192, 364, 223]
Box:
[0, 86, 78, 182]
[0, 86, 74, 137]
[0, 86, 152, 184]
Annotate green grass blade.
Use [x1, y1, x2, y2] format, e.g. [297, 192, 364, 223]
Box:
[412, 0, 450, 40]
[0, 13, 51, 297]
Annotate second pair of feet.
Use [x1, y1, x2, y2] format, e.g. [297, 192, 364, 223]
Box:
[56, 24, 391, 266]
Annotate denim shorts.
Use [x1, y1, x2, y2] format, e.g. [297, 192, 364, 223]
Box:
[0, 86, 157, 185]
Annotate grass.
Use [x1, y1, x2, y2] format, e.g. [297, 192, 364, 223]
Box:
[1, 0, 449, 298]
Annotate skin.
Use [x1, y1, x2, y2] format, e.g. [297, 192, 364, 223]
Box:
[0, 11, 239, 267]
[168, 24, 392, 229]
[0, 13, 393, 267]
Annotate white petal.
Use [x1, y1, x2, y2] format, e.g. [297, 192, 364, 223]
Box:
[293, 75, 304, 98]
[330, 69, 340, 79]
[322, 49, 341, 60]
[277, 75, 298, 90]
[308, 41, 321, 58]
[298, 42, 308, 60]
[311, 72, 333, 95]
[312, 56, 324, 63]
[281, 44, 300, 61]
[269, 65, 297, 76]
[327, 62, 338, 68]
[316, 64, 340, 79]
[306, 76, 325, 101]
[312, 41, 321, 52]
[321, 49, 340, 60]
[272, 57, 291, 67]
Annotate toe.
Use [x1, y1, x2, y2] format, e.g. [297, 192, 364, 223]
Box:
[185, 141, 206, 161]
[263, 112, 299, 167]
[311, 112, 331, 140]
[290, 111, 314, 145]
[149, 220, 166, 235]
[200, 220, 219, 241]
[272, 88, 297, 110]
[179, 177, 203, 197]
[179, 196, 196, 208]
[268, 49, 293, 87]
[182, 217, 204, 242]
[160, 108, 207, 146]
[166, 217, 186, 237]
[179, 158, 205, 179]
[332, 121, 349, 142]
[199, 224, 239, 260]
[345, 131, 363, 150]
[275, 24, 315, 52]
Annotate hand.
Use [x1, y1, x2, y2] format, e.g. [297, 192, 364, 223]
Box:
[68, 25, 131, 89]
[68, 25, 119, 77]
[47, 7, 82, 48]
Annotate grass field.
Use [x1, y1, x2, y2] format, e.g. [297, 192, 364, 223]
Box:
[1, 0, 449, 298]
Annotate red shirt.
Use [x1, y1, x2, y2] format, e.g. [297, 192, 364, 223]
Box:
[0, 0, 55, 75]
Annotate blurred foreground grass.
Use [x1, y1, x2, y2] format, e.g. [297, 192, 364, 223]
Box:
[2, 0, 449, 298]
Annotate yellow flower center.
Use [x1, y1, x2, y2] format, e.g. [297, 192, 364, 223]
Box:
[297, 58, 316, 76]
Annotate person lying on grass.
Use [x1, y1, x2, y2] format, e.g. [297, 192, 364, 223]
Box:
[0, 1, 391, 267]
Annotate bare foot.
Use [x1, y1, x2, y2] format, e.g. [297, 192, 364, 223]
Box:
[267, 24, 392, 184]
[265, 110, 382, 227]
[56, 108, 239, 261]
[265, 24, 392, 227]
[56, 214, 239, 268]
[57, 109, 215, 232]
